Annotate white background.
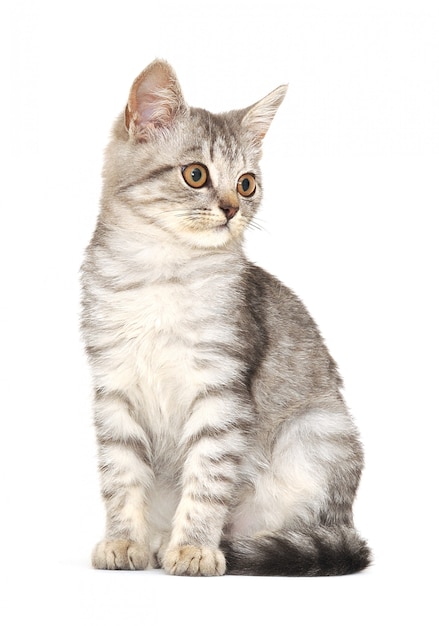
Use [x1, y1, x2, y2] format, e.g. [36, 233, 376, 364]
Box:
[1, 0, 438, 624]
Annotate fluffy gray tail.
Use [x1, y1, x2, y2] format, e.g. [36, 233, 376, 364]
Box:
[222, 526, 371, 576]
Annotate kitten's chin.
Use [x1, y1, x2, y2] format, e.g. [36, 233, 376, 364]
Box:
[177, 225, 239, 250]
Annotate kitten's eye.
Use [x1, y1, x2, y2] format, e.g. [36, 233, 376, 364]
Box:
[182, 163, 208, 189]
[237, 173, 256, 197]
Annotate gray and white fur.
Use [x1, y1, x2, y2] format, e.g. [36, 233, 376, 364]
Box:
[81, 59, 370, 576]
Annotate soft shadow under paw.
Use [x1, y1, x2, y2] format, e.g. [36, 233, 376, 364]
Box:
[92, 540, 150, 570]
[163, 545, 226, 576]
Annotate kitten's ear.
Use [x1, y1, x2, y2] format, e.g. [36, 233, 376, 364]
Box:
[125, 59, 186, 139]
[241, 85, 288, 141]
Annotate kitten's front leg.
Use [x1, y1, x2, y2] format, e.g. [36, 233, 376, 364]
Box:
[92, 389, 154, 570]
[163, 392, 249, 576]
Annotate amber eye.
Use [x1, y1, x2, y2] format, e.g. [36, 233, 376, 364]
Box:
[182, 163, 208, 188]
[237, 173, 256, 197]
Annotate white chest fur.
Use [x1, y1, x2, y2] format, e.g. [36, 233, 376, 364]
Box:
[90, 241, 244, 436]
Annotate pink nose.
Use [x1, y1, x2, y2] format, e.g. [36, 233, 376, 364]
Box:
[220, 205, 239, 221]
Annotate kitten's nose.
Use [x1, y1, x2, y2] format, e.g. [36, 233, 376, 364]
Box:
[220, 205, 239, 221]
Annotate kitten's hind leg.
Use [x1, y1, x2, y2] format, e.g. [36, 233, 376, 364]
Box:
[225, 408, 370, 576]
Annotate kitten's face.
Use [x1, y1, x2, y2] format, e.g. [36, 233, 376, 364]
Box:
[114, 109, 263, 250]
[103, 60, 287, 251]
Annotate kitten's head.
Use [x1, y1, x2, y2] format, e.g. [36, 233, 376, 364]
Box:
[103, 59, 287, 250]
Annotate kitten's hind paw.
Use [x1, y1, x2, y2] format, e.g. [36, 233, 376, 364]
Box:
[163, 545, 226, 576]
[92, 540, 150, 570]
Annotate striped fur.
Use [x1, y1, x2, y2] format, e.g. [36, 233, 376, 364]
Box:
[81, 59, 370, 576]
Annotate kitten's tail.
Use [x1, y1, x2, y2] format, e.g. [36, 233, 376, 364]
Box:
[222, 526, 371, 576]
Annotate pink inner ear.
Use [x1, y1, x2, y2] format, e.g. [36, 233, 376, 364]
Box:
[126, 60, 185, 135]
[131, 66, 174, 127]
[137, 98, 162, 125]
[137, 70, 169, 98]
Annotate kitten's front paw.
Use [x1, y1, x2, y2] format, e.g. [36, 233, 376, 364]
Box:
[163, 545, 226, 576]
[92, 540, 150, 570]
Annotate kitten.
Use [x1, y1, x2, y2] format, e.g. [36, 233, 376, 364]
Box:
[81, 59, 370, 576]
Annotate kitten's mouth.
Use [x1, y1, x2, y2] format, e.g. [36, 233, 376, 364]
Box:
[214, 223, 231, 234]
[217, 222, 229, 229]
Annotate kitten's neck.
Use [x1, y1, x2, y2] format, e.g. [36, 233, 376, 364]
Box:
[98, 218, 246, 283]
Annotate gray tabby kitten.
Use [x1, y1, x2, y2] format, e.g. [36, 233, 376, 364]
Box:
[81, 59, 370, 576]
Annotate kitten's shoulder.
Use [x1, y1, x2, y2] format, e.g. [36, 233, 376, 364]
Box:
[242, 261, 326, 343]
[241, 261, 343, 394]
[243, 262, 307, 315]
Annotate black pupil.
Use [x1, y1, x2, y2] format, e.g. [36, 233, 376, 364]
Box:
[191, 168, 202, 182]
[242, 178, 250, 192]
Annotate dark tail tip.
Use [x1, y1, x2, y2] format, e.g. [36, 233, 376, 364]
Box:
[223, 527, 372, 577]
